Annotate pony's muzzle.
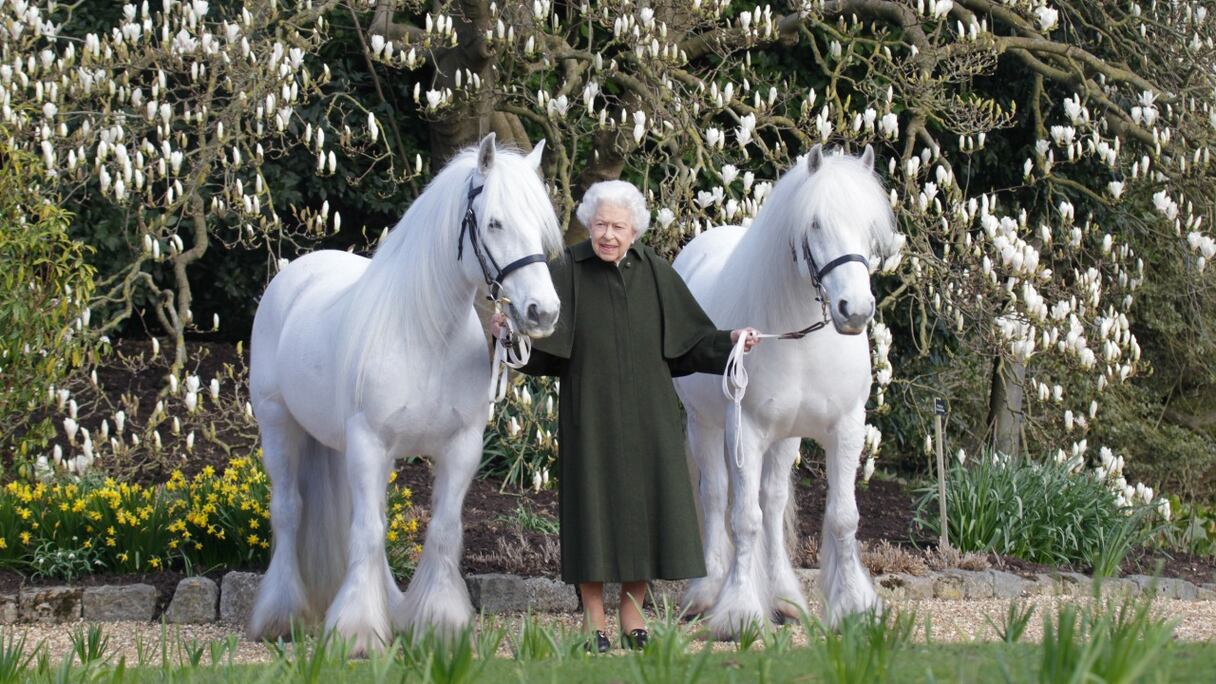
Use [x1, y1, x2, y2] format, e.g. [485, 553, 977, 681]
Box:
[834, 297, 874, 335]
[518, 300, 558, 337]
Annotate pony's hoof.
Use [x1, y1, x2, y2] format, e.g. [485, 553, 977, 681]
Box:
[247, 615, 297, 643]
[680, 579, 722, 619]
[248, 600, 315, 642]
[706, 606, 768, 641]
[325, 597, 392, 656]
[824, 593, 882, 628]
[771, 597, 810, 624]
[326, 620, 391, 658]
[392, 593, 474, 640]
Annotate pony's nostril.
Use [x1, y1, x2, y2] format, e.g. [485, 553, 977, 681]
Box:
[526, 302, 542, 324]
[838, 300, 850, 318]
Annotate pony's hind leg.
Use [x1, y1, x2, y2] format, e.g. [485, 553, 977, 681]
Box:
[819, 409, 880, 626]
[681, 420, 730, 618]
[248, 400, 312, 640]
[392, 426, 479, 639]
[760, 438, 809, 622]
[324, 414, 394, 656]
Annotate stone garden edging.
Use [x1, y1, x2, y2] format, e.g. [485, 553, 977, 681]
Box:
[1, 569, 1212, 627]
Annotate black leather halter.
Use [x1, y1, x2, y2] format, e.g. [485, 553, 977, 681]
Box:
[782, 230, 870, 339]
[458, 181, 547, 301]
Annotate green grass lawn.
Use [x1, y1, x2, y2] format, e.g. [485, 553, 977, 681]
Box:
[71, 641, 1216, 683]
[5, 596, 1205, 683]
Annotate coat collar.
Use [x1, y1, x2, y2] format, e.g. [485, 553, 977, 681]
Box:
[570, 238, 645, 263]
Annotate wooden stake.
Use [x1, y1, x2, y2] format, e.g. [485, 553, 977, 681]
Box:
[934, 398, 950, 552]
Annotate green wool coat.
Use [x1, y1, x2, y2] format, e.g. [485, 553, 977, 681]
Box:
[520, 239, 734, 584]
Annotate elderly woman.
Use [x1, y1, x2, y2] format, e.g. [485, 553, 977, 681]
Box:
[494, 180, 757, 652]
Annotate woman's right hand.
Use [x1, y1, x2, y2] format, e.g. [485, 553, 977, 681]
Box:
[490, 312, 508, 339]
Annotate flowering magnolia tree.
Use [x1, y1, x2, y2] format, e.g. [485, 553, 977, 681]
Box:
[362, 0, 1215, 497]
[0, 0, 409, 370]
[1, 1, 1213, 501]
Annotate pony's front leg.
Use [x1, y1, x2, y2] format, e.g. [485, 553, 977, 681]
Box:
[247, 401, 311, 640]
[761, 438, 809, 622]
[820, 408, 880, 626]
[681, 421, 730, 618]
[392, 426, 479, 639]
[325, 415, 394, 656]
[706, 416, 768, 640]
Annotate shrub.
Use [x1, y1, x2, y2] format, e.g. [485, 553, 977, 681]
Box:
[482, 375, 559, 491]
[914, 454, 1155, 571]
[0, 143, 96, 464]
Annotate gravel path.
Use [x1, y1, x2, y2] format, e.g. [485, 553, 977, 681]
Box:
[4, 596, 1215, 665]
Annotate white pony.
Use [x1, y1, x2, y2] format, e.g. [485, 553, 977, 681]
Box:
[674, 145, 901, 638]
[247, 134, 562, 653]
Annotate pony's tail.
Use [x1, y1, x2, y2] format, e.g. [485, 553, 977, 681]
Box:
[784, 475, 800, 562]
[296, 436, 351, 616]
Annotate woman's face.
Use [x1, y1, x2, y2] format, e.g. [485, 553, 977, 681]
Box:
[589, 202, 638, 263]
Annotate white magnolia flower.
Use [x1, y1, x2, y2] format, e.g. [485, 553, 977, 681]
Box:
[1037, 6, 1059, 31]
[736, 113, 757, 144]
[63, 417, 78, 443]
[880, 112, 899, 139]
[367, 112, 379, 142]
[632, 110, 647, 144]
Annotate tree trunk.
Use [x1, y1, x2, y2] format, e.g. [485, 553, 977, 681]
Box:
[986, 356, 1026, 457]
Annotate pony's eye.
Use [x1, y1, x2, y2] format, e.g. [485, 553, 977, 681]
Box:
[487, 218, 503, 230]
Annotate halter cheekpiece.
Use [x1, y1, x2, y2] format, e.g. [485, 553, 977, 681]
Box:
[458, 180, 547, 301]
[458, 177, 546, 404]
[780, 229, 870, 340]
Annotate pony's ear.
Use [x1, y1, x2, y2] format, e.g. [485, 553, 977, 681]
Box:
[861, 144, 875, 170]
[477, 132, 497, 175]
[807, 144, 824, 173]
[526, 139, 546, 172]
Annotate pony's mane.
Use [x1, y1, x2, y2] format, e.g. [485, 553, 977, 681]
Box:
[715, 151, 898, 329]
[335, 145, 561, 407]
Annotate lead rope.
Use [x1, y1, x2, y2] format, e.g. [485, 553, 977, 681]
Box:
[721, 296, 833, 468]
[722, 331, 790, 469]
[722, 333, 754, 469]
[490, 301, 532, 403]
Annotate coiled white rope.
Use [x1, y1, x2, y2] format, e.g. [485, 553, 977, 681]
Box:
[723, 329, 807, 469]
[490, 312, 532, 403]
[722, 334, 751, 469]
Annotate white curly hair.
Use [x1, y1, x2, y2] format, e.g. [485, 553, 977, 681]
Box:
[575, 180, 651, 236]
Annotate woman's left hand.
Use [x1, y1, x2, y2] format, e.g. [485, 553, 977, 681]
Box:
[731, 328, 761, 352]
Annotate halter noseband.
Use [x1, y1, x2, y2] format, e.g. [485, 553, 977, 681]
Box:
[782, 229, 870, 339]
[458, 180, 547, 301]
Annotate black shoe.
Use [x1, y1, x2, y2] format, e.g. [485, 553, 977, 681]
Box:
[622, 628, 649, 651]
[585, 630, 611, 654]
